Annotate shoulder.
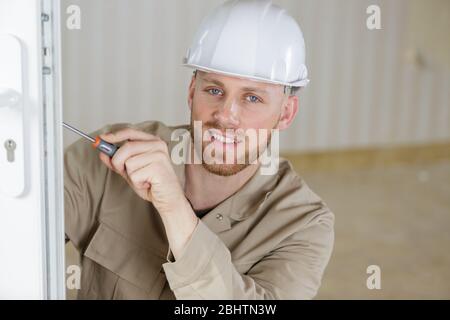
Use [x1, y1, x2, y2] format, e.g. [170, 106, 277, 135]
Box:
[65, 120, 188, 155]
[127, 120, 189, 143]
[262, 158, 335, 235]
[93, 120, 188, 141]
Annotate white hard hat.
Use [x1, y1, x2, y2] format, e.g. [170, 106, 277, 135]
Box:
[183, 0, 309, 88]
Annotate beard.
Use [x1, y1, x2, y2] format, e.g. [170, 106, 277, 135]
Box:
[189, 114, 277, 177]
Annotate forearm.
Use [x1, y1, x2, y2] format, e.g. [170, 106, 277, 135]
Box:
[161, 216, 333, 300]
[159, 196, 199, 260]
[161, 219, 277, 299]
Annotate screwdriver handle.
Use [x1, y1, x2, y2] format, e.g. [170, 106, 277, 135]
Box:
[92, 136, 119, 157]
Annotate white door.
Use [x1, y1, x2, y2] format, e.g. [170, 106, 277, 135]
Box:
[0, 0, 65, 299]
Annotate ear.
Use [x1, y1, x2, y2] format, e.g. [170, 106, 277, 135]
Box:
[187, 73, 196, 111]
[276, 95, 299, 131]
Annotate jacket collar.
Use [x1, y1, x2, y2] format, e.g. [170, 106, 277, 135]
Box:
[167, 128, 281, 233]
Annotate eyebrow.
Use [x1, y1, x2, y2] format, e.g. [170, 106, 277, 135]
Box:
[202, 77, 269, 95]
[202, 77, 225, 87]
[241, 87, 269, 95]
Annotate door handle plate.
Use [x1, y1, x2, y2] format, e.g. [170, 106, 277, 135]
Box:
[0, 34, 25, 197]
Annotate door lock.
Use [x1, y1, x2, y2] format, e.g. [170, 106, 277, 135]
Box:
[4, 139, 17, 163]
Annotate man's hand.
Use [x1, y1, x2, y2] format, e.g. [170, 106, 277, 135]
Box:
[98, 128, 185, 215]
[98, 127, 199, 260]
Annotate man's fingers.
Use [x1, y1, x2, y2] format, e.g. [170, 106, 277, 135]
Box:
[96, 129, 171, 199]
[125, 150, 169, 176]
[100, 127, 159, 144]
[99, 152, 113, 170]
[124, 151, 153, 176]
[128, 164, 158, 190]
[110, 140, 168, 176]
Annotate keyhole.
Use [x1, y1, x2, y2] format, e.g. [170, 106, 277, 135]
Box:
[4, 139, 17, 163]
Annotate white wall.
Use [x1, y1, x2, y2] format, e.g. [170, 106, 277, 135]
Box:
[61, 0, 450, 151]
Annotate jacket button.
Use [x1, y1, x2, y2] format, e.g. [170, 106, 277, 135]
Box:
[216, 213, 223, 221]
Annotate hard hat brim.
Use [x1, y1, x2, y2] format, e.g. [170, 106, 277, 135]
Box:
[183, 63, 309, 88]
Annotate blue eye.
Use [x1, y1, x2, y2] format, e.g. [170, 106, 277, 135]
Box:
[246, 95, 260, 103]
[208, 88, 223, 96]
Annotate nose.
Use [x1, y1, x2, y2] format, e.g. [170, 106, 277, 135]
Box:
[213, 97, 240, 127]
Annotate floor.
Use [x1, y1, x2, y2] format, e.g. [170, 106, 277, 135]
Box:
[66, 159, 450, 299]
[301, 159, 450, 299]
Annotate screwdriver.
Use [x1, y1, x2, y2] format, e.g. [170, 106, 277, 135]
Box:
[63, 122, 119, 157]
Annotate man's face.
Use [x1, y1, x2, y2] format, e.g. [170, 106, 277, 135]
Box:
[188, 71, 298, 176]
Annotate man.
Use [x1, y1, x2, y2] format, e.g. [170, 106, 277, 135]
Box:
[64, 0, 334, 299]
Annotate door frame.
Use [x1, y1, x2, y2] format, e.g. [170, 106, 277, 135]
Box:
[40, 0, 66, 300]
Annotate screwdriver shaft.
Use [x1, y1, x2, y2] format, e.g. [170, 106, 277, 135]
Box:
[63, 122, 95, 143]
